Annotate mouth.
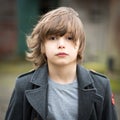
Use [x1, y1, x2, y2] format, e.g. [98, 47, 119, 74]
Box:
[56, 52, 68, 57]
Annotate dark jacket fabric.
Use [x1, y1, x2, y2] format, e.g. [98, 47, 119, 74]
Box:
[5, 64, 118, 120]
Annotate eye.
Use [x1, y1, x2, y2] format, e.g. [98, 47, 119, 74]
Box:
[67, 36, 73, 40]
[48, 35, 57, 40]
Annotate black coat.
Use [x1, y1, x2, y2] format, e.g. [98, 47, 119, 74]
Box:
[5, 64, 118, 120]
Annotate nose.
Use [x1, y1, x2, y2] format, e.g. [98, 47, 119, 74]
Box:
[57, 38, 65, 49]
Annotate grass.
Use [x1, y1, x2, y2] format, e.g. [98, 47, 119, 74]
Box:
[110, 80, 120, 93]
[0, 60, 32, 74]
[83, 62, 107, 74]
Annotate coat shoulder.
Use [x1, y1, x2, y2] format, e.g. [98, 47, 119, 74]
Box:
[15, 69, 35, 91]
[89, 69, 110, 96]
[89, 69, 109, 86]
[89, 70, 108, 79]
[17, 69, 35, 83]
[18, 69, 35, 79]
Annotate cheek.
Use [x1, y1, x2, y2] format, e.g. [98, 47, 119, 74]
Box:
[71, 45, 80, 56]
[72, 43, 80, 52]
[69, 47, 79, 57]
[44, 44, 53, 57]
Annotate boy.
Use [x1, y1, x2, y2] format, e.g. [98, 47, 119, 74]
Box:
[5, 7, 118, 120]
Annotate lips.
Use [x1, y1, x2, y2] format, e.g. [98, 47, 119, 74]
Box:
[56, 52, 68, 57]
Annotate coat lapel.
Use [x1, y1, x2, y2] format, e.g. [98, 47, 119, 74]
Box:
[78, 89, 96, 120]
[25, 64, 48, 120]
[77, 65, 103, 120]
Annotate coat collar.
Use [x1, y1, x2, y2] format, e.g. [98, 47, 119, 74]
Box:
[25, 64, 103, 120]
[77, 65, 94, 89]
[30, 64, 94, 88]
[30, 64, 48, 86]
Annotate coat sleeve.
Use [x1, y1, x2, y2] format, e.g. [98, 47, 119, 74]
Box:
[101, 79, 118, 120]
[5, 78, 24, 120]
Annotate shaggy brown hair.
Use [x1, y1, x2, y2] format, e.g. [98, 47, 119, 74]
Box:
[26, 7, 85, 69]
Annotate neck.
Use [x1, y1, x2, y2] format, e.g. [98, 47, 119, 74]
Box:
[48, 63, 77, 84]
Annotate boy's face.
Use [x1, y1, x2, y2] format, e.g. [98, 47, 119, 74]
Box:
[43, 33, 80, 66]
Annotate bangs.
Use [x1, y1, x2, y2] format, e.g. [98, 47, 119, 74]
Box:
[41, 13, 83, 42]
